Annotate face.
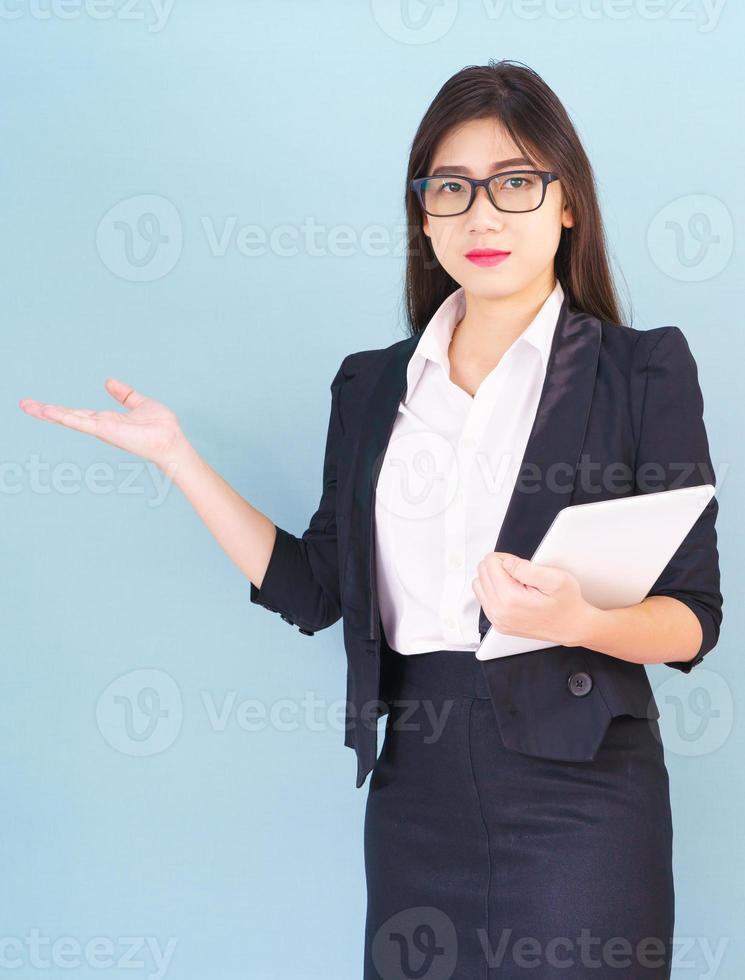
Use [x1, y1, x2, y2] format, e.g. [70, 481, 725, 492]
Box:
[420, 117, 574, 300]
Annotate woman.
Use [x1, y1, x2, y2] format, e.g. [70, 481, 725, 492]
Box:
[20, 60, 722, 979]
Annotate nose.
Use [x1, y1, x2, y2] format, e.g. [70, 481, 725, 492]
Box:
[466, 182, 505, 228]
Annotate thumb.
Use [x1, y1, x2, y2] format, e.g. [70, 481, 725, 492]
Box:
[105, 378, 146, 410]
[505, 556, 561, 593]
[492, 551, 520, 570]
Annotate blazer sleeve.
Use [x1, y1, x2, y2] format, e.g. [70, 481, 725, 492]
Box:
[248, 356, 348, 636]
[633, 325, 723, 672]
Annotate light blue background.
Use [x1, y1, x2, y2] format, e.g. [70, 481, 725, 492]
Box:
[2, 1, 742, 977]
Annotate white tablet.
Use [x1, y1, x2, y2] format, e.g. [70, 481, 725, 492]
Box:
[475, 483, 716, 661]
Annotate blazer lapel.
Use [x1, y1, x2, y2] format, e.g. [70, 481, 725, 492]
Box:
[344, 296, 603, 644]
[476, 299, 602, 635]
[342, 334, 419, 640]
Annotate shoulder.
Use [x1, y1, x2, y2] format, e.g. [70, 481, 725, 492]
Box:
[339, 335, 416, 374]
[329, 335, 417, 392]
[625, 324, 698, 380]
[595, 315, 694, 377]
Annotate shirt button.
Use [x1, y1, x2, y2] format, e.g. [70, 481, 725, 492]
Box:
[461, 436, 476, 449]
[443, 614, 456, 629]
[448, 553, 463, 568]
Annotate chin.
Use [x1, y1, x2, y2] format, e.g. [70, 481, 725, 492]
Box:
[461, 275, 521, 299]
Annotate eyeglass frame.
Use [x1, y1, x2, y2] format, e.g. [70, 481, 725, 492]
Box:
[411, 169, 561, 216]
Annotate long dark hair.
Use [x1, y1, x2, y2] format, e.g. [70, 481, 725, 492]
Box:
[403, 60, 629, 335]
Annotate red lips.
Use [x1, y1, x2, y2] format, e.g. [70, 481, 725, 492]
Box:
[465, 249, 511, 267]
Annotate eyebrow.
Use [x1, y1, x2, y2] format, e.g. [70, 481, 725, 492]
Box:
[429, 157, 533, 176]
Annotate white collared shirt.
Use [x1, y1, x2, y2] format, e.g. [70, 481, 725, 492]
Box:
[374, 279, 565, 654]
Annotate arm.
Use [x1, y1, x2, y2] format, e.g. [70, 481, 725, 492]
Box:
[573, 594, 705, 666]
[577, 326, 723, 670]
[165, 356, 349, 636]
[20, 362, 348, 637]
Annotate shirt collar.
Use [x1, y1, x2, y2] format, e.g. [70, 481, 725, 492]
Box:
[404, 278, 565, 406]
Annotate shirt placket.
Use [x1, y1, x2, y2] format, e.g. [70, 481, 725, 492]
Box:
[439, 391, 488, 645]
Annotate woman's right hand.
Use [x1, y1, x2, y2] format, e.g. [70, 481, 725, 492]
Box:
[20, 376, 283, 595]
[19, 377, 187, 470]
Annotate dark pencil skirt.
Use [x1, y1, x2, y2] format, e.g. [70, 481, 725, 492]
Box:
[363, 644, 674, 979]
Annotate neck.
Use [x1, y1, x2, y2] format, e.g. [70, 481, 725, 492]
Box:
[451, 272, 557, 365]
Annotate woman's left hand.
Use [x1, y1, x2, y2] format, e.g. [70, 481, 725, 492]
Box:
[472, 552, 596, 647]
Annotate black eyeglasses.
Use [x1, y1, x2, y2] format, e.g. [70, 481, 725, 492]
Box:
[411, 169, 560, 216]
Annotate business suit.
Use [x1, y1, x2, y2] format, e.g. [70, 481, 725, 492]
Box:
[250, 290, 722, 977]
[249, 291, 723, 789]
[364, 648, 676, 978]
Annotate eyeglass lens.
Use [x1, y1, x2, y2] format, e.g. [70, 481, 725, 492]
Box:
[419, 172, 545, 215]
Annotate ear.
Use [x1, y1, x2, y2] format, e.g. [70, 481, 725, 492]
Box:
[422, 214, 431, 239]
[561, 198, 574, 230]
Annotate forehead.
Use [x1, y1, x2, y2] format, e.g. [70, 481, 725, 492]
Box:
[429, 118, 539, 171]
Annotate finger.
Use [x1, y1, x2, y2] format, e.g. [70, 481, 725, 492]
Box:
[505, 557, 562, 594]
[38, 405, 101, 435]
[472, 573, 528, 637]
[478, 555, 522, 599]
[105, 378, 145, 410]
[488, 557, 524, 593]
[47, 405, 98, 417]
[19, 399, 97, 420]
[472, 575, 492, 601]
[19, 399, 51, 420]
[503, 556, 554, 588]
[489, 552, 523, 574]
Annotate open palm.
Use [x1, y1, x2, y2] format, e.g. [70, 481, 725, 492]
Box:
[19, 377, 184, 468]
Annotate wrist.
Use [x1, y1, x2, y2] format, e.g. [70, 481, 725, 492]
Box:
[565, 602, 606, 649]
[157, 432, 199, 482]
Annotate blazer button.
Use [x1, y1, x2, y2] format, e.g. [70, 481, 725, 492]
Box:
[567, 671, 593, 697]
[298, 627, 315, 636]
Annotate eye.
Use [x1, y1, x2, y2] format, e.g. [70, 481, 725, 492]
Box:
[496, 173, 537, 191]
[440, 180, 465, 194]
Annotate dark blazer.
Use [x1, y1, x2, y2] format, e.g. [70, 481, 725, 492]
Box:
[250, 293, 724, 788]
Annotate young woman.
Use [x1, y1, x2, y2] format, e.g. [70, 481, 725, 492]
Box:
[20, 60, 722, 979]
